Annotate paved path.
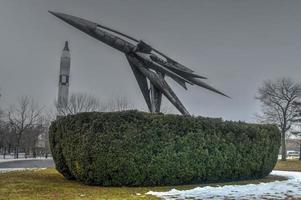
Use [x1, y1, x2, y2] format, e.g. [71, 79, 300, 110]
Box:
[0, 159, 55, 168]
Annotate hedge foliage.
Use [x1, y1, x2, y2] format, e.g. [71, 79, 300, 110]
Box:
[49, 110, 280, 186]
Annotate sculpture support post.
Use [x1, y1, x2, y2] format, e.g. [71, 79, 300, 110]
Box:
[150, 72, 164, 113]
[150, 84, 161, 113]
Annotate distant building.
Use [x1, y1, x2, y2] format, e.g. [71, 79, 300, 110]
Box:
[57, 41, 71, 116]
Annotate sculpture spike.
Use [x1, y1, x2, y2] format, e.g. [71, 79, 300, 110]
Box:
[150, 83, 163, 113]
[127, 55, 190, 115]
[188, 77, 230, 98]
[126, 55, 152, 112]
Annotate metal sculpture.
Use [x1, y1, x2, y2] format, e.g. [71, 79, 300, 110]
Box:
[49, 11, 229, 115]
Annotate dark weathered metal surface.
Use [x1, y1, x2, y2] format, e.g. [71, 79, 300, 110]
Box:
[50, 11, 229, 115]
[126, 55, 152, 112]
[150, 72, 164, 113]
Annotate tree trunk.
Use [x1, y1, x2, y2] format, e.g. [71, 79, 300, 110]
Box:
[281, 131, 286, 161]
[25, 148, 28, 159]
[15, 134, 22, 159]
[33, 147, 36, 158]
[15, 147, 19, 159]
[3, 147, 6, 159]
[299, 143, 301, 161]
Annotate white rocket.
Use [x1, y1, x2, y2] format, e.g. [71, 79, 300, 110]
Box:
[57, 41, 71, 116]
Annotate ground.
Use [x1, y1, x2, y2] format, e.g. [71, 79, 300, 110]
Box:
[274, 159, 301, 171]
[1, 160, 300, 200]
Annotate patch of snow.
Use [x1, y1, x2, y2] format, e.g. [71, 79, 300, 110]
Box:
[0, 168, 46, 174]
[146, 171, 301, 200]
[0, 158, 52, 163]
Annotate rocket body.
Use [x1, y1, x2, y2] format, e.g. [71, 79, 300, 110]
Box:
[57, 41, 71, 116]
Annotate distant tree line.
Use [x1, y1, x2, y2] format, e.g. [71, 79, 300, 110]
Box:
[0, 92, 139, 159]
[0, 96, 49, 158]
[55, 93, 134, 116]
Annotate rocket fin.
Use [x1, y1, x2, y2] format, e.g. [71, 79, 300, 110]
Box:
[150, 82, 163, 113]
[149, 73, 190, 115]
[126, 55, 152, 112]
[135, 64, 190, 115]
[135, 52, 194, 86]
[151, 48, 194, 73]
[173, 76, 188, 90]
[149, 54, 207, 80]
[188, 77, 230, 98]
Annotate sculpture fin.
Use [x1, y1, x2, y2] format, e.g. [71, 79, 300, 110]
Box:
[149, 54, 207, 79]
[188, 77, 230, 98]
[151, 48, 194, 73]
[150, 81, 163, 113]
[126, 55, 152, 111]
[173, 76, 188, 90]
[135, 52, 194, 86]
[148, 72, 190, 115]
[129, 61, 190, 115]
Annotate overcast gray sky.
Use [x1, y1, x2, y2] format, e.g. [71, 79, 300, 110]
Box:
[0, 0, 301, 122]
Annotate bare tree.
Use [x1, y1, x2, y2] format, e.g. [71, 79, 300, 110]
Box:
[0, 122, 16, 158]
[256, 78, 301, 161]
[7, 96, 43, 158]
[56, 93, 134, 116]
[100, 96, 133, 112]
[0, 119, 5, 157]
[0, 92, 3, 152]
[0, 91, 3, 120]
[160, 101, 178, 114]
[291, 101, 301, 160]
[56, 93, 100, 116]
[22, 111, 52, 158]
[38, 114, 52, 158]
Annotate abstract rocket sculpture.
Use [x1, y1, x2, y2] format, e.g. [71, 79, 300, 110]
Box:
[50, 11, 229, 115]
[57, 41, 71, 116]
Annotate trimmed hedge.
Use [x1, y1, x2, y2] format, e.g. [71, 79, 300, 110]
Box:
[49, 110, 280, 186]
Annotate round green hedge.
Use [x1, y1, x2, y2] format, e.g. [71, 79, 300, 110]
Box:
[49, 110, 280, 186]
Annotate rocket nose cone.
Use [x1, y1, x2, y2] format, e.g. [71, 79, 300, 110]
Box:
[48, 10, 59, 17]
[48, 11, 69, 21]
[49, 11, 97, 34]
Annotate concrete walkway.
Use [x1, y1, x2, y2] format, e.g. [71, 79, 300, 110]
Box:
[0, 158, 54, 171]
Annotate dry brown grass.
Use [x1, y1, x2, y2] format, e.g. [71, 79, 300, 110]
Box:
[0, 167, 289, 200]
[274, 159, 301, 172]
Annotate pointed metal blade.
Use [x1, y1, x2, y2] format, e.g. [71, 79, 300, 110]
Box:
[49, 11, 97, 34]
[134, 63, 190, 115]
[173, 76, 188, 90]
[188, 77, 230, 98]
[135, 52, 194, 86]
[126, 55, 152, 112]
[150, 82, 163, 113]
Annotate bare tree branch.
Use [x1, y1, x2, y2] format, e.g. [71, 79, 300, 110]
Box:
[55, 93, 100, 116]
[7, 96, 43, 158]
[256, 77, 301, 161]
[100, 96, 133, 112]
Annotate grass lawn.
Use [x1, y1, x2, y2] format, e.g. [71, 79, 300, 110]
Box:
[0, 160, 299, 200]
[274, 159, 301, 171]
